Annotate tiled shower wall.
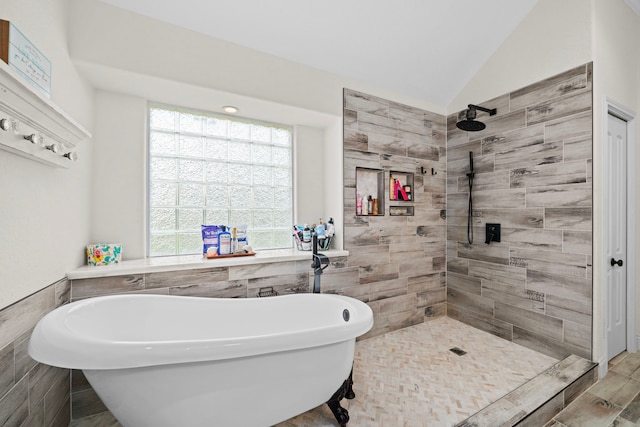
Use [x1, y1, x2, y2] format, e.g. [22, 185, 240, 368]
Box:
[343, 89, 448, 337]
[0, 279, 71, 427]
[446, 63, 593, 360]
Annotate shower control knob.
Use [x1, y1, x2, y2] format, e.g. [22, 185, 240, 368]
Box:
[0, 118, 10, 131]
[611, 258, 624, 267]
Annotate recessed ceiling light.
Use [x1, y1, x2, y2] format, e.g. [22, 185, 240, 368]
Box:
[222, 106, 238, 113]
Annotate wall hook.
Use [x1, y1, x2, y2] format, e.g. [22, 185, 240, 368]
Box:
[420, 167, 437, 175]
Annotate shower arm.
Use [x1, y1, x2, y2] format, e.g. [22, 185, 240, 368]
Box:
[467, 104, 497, 116]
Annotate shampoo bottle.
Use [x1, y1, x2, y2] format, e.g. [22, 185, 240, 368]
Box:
[390, 174, 395, 200]
[231, 227, 238, 253]
[217, 227, 231, 255]
[327, 218, 335, 238]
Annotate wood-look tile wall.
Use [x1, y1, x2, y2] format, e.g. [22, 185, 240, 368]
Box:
[343, 89, 448, 337]
[0, 278, 71, 427]
[446, 63, 593, 360]
[67, 257, 354, 420]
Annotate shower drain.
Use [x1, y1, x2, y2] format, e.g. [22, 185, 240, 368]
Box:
[449, 347, 467, 356]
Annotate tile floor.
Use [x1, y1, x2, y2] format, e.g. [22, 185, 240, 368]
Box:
[72, 317, 558, 427]
[548, 351, 640, 426]
[279, 317, 557, 426]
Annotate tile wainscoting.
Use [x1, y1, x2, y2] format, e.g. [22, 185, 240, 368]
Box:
[0, 278, 71, 427]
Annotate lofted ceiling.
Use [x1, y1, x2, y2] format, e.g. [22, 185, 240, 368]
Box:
[97, 0, 540, 108]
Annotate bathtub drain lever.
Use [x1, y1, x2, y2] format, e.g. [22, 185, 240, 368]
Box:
[311, 233, 330, 293]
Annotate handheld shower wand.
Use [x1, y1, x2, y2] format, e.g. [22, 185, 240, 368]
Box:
[466, 152, 475, 244]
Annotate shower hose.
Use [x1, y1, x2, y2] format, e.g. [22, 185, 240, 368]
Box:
[467, 176, 473, 244]
[467, 152, 474, 244]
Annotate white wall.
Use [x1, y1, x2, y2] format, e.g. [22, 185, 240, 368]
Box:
[449, 0, 592, 113]
[90, 91, 147, 258]
[0, 0, 94, 309]
[591, 0, 640, 365]
[68, 0, 442, 117]
[295, 126, 325, 225]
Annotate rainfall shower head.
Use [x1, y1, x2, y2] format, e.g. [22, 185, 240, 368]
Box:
[456, 104, 497, 132]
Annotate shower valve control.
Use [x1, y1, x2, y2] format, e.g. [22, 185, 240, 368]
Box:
[611, 258, 623, 267]
[485, 223, 501, 245]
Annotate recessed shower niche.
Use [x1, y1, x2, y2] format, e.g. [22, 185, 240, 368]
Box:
[355, 167, 385, 216]
[389, 171, 414, 201]
[389, 170, 414, 216]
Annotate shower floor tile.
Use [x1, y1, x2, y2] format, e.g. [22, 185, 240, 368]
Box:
[279, 316, 557, 427]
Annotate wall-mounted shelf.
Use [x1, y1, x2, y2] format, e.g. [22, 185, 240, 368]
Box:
[390, 206, 414, 216]
[0, 60, 91, 168]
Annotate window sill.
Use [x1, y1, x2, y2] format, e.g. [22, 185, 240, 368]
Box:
[67, 248, 349, 280]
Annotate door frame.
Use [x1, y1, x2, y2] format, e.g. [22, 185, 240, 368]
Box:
[604, 98, 638, 366]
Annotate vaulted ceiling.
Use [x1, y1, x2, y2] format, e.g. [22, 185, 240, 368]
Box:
[97, 0, 540, 107]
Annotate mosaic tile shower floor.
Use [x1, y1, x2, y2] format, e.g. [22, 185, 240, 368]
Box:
[71, 317, 557, 427]
[279, 317, 557, 426]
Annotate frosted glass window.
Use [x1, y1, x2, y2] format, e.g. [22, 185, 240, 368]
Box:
[206, 118, 228, 137]
[150, 182, 177, 206]
[150, 132, 176, 155]
[205, 138, 227, 160]
[253, 166, 273, 186]
[179, 136, 204, 158]
[149, 105, 293, 256]
[178, 183, 205, 207]
[251, 144, 272, 164]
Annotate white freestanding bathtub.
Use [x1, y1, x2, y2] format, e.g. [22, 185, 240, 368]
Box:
[29, 293, 373, 427]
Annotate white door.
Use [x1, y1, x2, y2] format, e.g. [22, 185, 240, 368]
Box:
[606, 113, 628, 360]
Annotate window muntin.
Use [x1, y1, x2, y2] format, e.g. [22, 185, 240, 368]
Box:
[148, 105, 293, 256]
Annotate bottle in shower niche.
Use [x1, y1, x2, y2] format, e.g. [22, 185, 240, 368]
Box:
[367, 195, 373, 215]
[390, 174, 396, 200]
[356, 193, 363, 215]
[217, 227, 231, 255]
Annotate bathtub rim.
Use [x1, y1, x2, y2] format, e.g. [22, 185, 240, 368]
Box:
[28, 293, 373, 370]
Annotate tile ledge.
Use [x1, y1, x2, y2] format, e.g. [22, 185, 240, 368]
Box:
[67, 249, 349, 280]
[457, 354, 597, 427]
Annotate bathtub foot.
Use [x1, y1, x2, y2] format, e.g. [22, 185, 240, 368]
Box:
[327, 397, 349, 427]
[327, 369, 355, 426]
[345, 370, 355, 400]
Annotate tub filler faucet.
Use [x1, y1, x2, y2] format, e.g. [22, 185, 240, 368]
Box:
[311, 233, 330, 293]
[311, 234, 357, 426]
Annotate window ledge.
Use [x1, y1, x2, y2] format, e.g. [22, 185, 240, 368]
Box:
[67, 248, 349, 280]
